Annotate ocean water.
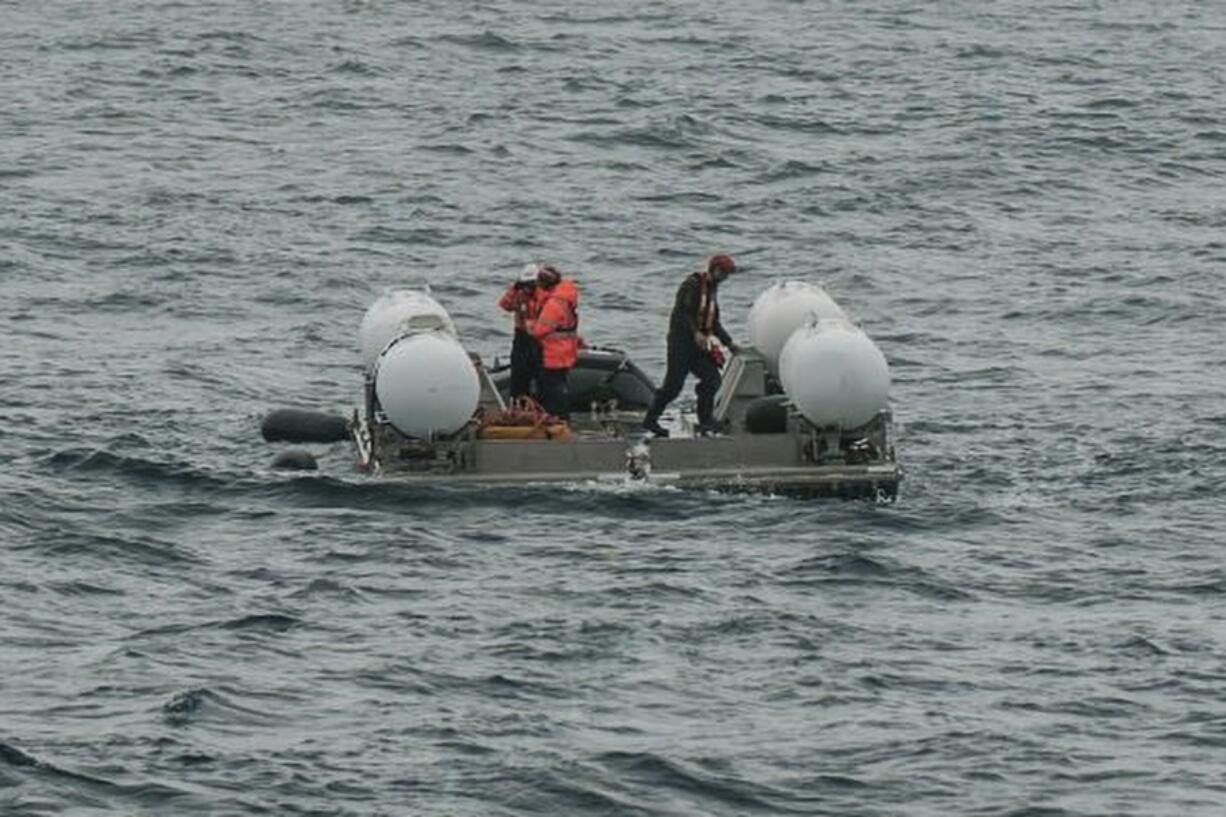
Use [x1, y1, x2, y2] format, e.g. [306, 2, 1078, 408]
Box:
[3, 1, 1225, 815]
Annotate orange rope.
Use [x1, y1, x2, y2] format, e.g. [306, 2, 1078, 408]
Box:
[478, 396, 561, 429]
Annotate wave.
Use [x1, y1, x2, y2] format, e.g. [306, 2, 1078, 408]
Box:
[436, 31, 521, 53]
[160, 687, 287, 728]
[0, 738, 195, 811]
[779, 552, 977, 601]
[130, 613, 302, 641]
[595, 750, 808, 814]
[43, 447, 238, 494]
[566, 117, 705, 151]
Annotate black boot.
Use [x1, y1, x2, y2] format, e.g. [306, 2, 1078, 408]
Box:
[641, 416, 669, 438]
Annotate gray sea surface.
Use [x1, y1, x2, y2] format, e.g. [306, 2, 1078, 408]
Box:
[3, 1, 1225, 815]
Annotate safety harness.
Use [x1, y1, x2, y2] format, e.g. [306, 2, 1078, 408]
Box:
[697, 272, 717, 336]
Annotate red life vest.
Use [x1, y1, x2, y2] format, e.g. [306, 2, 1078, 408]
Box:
[697, 271, 716, 337]
[528, 279, 580, 370]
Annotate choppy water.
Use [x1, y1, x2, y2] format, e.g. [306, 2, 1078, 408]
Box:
[3, 1, 1226, 815]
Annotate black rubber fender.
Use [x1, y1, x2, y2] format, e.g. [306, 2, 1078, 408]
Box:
[743, 395, 790, 434]
[261, 408, 350, 443]
[271, 449, 319, 471]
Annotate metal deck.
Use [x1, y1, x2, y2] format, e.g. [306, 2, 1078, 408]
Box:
[353, 347, 901, 500]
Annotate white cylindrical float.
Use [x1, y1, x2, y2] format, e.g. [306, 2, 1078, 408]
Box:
[358, 288, 457, 370]
[778, 319, 890, 429]
[373, 332, 480, 439]
[747, 281, 849, 377]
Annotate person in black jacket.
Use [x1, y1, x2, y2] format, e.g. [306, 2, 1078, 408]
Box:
[498, 263, 543, 400]
[641, 254, 740, 437]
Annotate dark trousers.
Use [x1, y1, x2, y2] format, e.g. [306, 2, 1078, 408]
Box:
[645, 336, 721, 426]
[509, 329, 542, 399]
[538, 369, 571, 421]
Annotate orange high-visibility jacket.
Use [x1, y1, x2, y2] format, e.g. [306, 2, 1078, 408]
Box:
[498, 284, 540, 332]
[528, 279, 580, 370]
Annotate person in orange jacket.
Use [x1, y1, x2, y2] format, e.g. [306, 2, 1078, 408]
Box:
[498, 263, 544, 400]
[526, 264, 580, 421]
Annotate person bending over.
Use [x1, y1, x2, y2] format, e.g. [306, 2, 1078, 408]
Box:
[641, 254, 740, 437]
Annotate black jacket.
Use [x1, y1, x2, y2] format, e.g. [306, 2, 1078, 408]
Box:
[667, 272, 733, 347]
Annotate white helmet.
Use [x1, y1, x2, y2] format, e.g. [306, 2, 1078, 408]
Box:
[518, 263, 541, 283]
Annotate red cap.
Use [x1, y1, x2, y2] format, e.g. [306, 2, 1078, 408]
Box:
[707, 254, 736, 275]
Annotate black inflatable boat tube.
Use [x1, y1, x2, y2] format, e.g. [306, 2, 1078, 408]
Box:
[261, 408, 350, 444]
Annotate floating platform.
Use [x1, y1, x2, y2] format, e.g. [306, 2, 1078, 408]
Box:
[352, 347, 901, 500]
